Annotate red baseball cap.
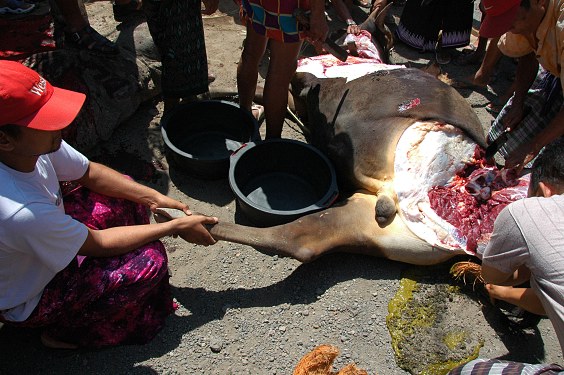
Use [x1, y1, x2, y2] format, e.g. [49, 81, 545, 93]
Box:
[479, 0, 521, 38]
[0, 60, 86, 130]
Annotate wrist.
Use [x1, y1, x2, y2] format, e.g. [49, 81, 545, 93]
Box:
[346, 19, 356, 26]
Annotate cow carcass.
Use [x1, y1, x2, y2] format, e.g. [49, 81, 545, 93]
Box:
[207, 37, 529, 265]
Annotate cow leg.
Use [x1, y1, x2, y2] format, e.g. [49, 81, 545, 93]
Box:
[209, 191, 464, 265]
[209, 192, 383, 262]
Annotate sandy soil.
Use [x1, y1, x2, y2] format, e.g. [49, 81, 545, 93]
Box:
[0, 1, 562, 374]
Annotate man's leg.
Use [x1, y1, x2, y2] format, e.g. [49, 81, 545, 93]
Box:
[237, 24, 268, 116]
[263, 39, 302, 139]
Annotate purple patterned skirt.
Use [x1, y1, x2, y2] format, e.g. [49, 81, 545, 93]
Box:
[4, 182, 175, 348]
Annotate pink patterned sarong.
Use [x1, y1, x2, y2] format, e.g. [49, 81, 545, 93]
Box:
[3, 182, 175, 348]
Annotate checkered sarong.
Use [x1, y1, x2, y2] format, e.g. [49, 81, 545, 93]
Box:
[488, 70, 563, 164]
[241, 0, 310, 43]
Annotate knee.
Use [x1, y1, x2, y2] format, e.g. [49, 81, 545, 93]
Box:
[293, 247, 321, 263]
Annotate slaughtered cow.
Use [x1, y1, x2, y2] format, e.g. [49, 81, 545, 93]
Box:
[205, 18, 530, 266]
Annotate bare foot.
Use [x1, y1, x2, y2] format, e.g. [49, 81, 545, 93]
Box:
[40, 332, 78, 350]
[451, 75, 488, 90]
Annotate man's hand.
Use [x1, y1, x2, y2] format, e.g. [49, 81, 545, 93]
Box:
[505, 109, 564, 169]
[485, 284, 546, 316]
[501, 102, 526, 132]
[202, 0, 218, 15]
[149, 194, 191, 215]
[346, 24, 361, 35]
[307, 11, 329, 43]
[175, 215, 219, 246]
[505, 142, 540, 170]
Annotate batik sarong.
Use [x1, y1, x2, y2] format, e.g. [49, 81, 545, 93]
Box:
[396, 0, 473, 51]
[145, 0, 209, 98]
[2, 182, 175, 348]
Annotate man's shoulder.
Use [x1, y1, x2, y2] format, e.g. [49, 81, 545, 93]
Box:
[506, 195, 564, 228]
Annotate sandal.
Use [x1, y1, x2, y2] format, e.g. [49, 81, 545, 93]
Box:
[485, 102, 503, 116]
[353, 0, 372, 8]
[434, 32, 451, 65]
[251, 104, 265, 125]
[65, 25, 120, 55]
[435, 49, 451, 65]
[113, 0, 142, 22]
[0, 0, 35, 14]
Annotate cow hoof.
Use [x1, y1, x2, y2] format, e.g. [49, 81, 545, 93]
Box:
[375, 195, 396, 225]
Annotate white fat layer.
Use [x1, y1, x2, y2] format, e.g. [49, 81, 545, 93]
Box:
[394, 122, 476, 252]
[296, 56, 404, 83]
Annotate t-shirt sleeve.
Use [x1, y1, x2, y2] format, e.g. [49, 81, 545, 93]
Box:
[481, 204, 529, 274]
[49, 141, 89, 181]
[5, 202, 89, 273]
[498, 32, 534, 58]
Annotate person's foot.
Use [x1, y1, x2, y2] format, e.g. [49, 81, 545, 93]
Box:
[435, 49, 451, 65]
[451, 76, 488, 90]
[453, 48, 485, 66]
[0, 0, 35, 14]
[40, 332, 78, 350]
[208, 72, 216, 84]
[434, 33, 450, 65]
[65, 25, 120, 55]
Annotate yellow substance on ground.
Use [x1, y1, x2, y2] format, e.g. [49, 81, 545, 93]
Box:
[386, 268, 483, 375]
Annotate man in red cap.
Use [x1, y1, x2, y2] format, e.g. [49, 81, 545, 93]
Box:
[0, 60, 218, 349]
[487, 0, 563, 169]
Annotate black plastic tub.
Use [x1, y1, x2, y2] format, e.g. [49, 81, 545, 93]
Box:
[229, 139, 339, 227]
[161, 100, 260, 179]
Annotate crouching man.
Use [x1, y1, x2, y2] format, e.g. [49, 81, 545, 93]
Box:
[481, 139, 564, 355]
[0, 61, 218, 349]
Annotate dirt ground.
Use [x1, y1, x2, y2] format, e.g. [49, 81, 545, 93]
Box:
[0, 1, 562, 374]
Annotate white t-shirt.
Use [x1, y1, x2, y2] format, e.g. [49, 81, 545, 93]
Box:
[0, 141, 89, 322]
[482, 195, 564, 355]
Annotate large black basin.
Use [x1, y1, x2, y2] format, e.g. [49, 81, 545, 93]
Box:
[161, 100, 260, 179]
[229, 139, 339, 227]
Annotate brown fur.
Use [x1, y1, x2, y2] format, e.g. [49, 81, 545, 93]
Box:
[293, 345, 371, 375]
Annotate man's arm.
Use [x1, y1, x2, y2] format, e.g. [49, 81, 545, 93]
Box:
[330, 0, 361, 35]
[308, 0, 329, 43]
[506, 108, 564, 168]
[485, 284, 546, 316]
[501, 53, 539, 131]
[76, 161, 187, 212]
[481, 263, 531, 286]
[75, 161, 218, 257]
[79, 214, 218, 257]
